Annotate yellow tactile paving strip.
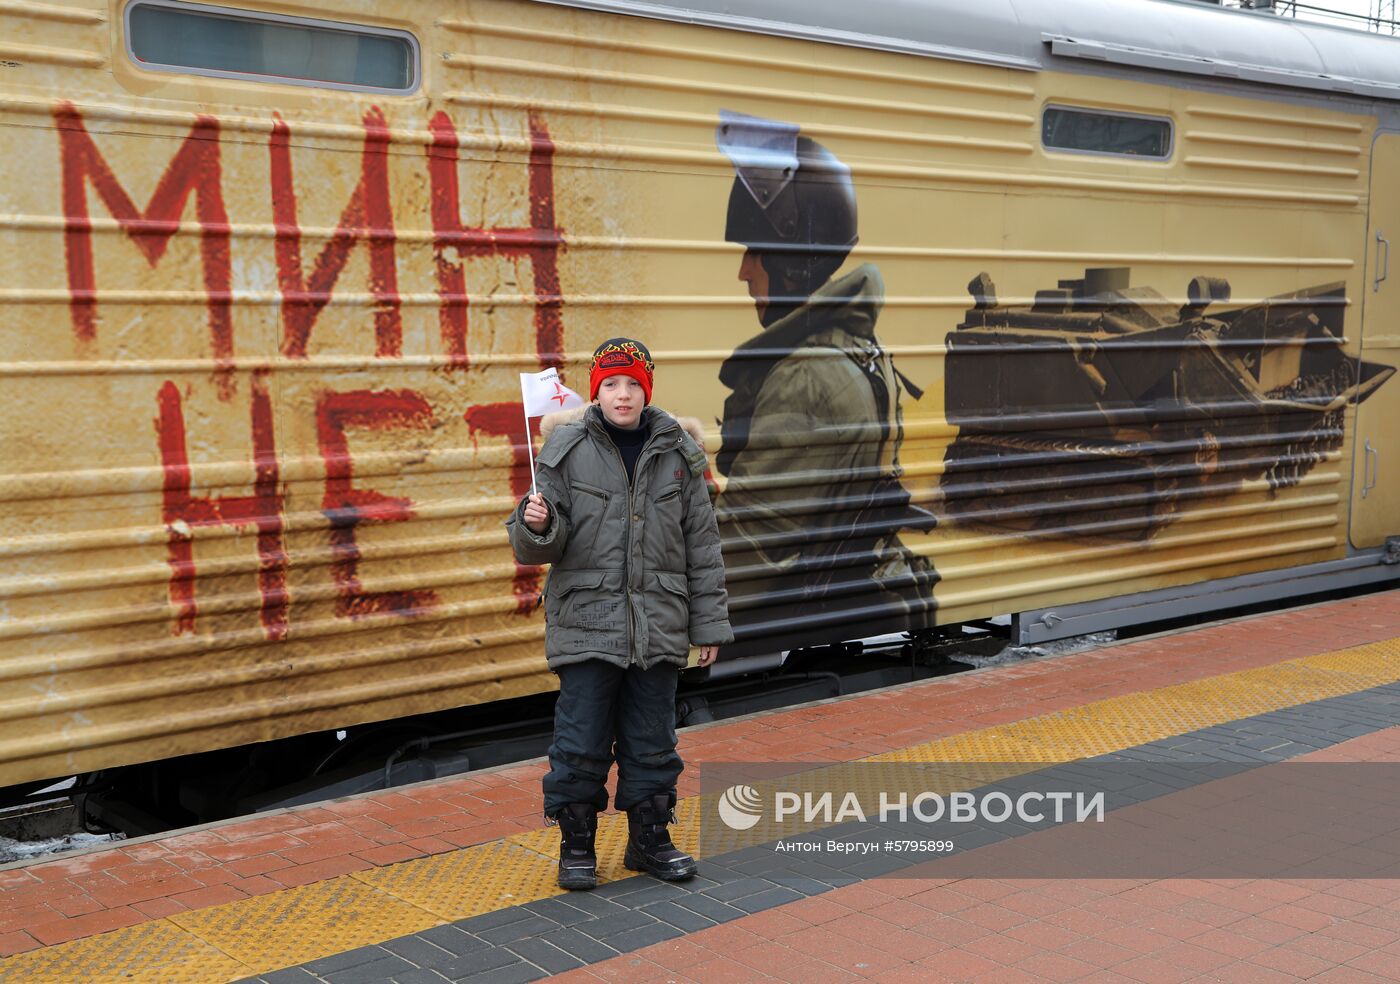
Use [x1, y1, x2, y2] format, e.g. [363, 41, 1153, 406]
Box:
[3, 638, 1398, 983]
[354, 839, 568, 922]
[869, 640, 1400, 764]
[168, 876, 440, 975]
[0, 919, 247, 984]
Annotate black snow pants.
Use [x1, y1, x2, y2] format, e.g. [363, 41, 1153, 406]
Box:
[543, 659, 682, 815]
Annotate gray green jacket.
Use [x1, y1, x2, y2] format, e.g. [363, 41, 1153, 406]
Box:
[507, 404, 733, 670]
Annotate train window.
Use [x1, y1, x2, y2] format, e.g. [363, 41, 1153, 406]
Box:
[1042, 106, 1172, 160]
[125, 0, 419, 94]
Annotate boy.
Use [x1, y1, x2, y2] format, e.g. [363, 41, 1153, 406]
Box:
[507, 337, 733, 889]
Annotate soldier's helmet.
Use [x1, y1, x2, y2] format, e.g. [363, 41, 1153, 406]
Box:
[717, 111, 858, 300]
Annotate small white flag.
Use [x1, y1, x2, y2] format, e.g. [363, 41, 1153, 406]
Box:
[519, 368, 585, 418]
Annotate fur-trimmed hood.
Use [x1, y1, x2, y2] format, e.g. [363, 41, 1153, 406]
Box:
[539, 405, 706, 450]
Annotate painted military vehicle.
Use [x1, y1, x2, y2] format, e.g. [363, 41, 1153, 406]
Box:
[941, 268, 1396, 541]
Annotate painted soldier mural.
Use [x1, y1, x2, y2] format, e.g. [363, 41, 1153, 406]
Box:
[710, 112, 939, 658]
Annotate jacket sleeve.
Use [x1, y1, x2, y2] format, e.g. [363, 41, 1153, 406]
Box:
[681, 465, 734, 646]
[505, 460, 571, 566]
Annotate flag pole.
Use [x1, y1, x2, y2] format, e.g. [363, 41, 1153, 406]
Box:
[523, 401, 538, 498]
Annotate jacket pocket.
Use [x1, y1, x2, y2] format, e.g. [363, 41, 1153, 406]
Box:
[546, 569, 627, 658]
[645, 571, 690, 657]
[568, 481, 610, 558]
[648, 482, 685, 568]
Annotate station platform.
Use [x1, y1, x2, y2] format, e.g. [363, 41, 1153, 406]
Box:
[3, 588, 1400, 984]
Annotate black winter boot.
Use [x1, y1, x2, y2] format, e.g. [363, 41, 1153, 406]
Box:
[623, 793, 696, 881]
[553, 803, 598, 890]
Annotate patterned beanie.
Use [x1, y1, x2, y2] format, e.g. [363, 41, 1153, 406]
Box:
[589, 338, 655, 404]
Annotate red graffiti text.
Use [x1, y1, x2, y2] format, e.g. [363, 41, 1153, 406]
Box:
[155, 373, 288, 639]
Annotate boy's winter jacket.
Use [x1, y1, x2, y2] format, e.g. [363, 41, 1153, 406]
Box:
[507, 404, 733, 671]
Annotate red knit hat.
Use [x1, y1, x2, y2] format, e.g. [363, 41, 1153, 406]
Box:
[589, 338, 654, 404]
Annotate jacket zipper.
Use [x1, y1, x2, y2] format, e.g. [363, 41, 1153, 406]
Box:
[601, 424, 644, 667]
[596, 413, 677, 667]
[610, 437, 634, 666]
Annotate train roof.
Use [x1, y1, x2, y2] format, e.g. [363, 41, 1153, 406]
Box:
[540, 0, 1400, 102]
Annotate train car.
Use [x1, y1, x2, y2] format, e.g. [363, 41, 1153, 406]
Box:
[2, 0, 1398, 823]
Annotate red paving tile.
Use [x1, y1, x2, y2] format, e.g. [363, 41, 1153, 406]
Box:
[1070, 973, 1138, 984]
[641, 937, 712, 970]
[130, 897, 187, 919]
[1056, 936, 1136, 970]
[1199, 959, 1317, 983]
[963, 932, 1048, 966]
[1013, 951, 1101, 983]
[1247, 943, 1342, 979]
[1311, 969, 1394, 984]
[224, 854, 293, 877]
[1345, 947, 1400, 978]
[915, 947, 1004, 979]
[916, 914, 1000, 949]
[168, 884, 248, 909]
[1190, 928, 1275, 961]
[25, 906, 145, 946]
[262, 854, 372, 888]
[0, 930, 40, 958]
[352, 843, 425, 867]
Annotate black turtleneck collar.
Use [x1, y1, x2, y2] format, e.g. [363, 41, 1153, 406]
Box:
[601, 414, 648, 485]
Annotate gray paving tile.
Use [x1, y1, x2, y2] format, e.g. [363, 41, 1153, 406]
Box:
[451, 961, 546, 984]
[727, 885, 805, 914]
[691, 860, 737, 882]
[458, 907, 534, 932]
[262, 972, 320, 984]
[640, 899, 718, 932]
[721, 852, 799, 877]
[305, 946, 391, 975]
[504, 937, 586, 974]
[323, 955, 416, 984]
[844, 852, 934, 878]
[539, 926, 620, 963]
[600, 880, 692, 907]
[390, 971, 450, 984]
[592, 876, 653, 900]
[418, 926, 489, 957]
[547, 891, 631, 917]
[710, 845, 773, 868]
[520, 896, 598, 927]
[682, 876, 724, 894]
[436, 946, 523, 981]
[475, 914, 561, 945]
[765, 872, 838, 896]
[381, 937, 455, 970]
[791, 864, 860, 888]
[573, 907, 655, 940]
[702, 876, 775, 902]
[599, 921, 684, 951]
[672, 892, 746, 923]
[1236, 734, 1294, 751]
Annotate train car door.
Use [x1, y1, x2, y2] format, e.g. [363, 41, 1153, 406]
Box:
[1352, 132, 1400, 549]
